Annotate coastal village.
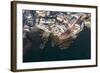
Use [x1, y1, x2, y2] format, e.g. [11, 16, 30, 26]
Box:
[23, 10, 91, 49]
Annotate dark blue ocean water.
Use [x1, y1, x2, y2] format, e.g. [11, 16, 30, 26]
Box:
[23, 27, 91, 62]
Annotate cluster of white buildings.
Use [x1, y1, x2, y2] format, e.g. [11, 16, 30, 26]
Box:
[23, 10, 90, 49]
[35, 10, 85, 40]
[23, 10, 91, 40]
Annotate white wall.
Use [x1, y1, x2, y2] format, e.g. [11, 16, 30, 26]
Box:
[0, 0, 99, 73]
